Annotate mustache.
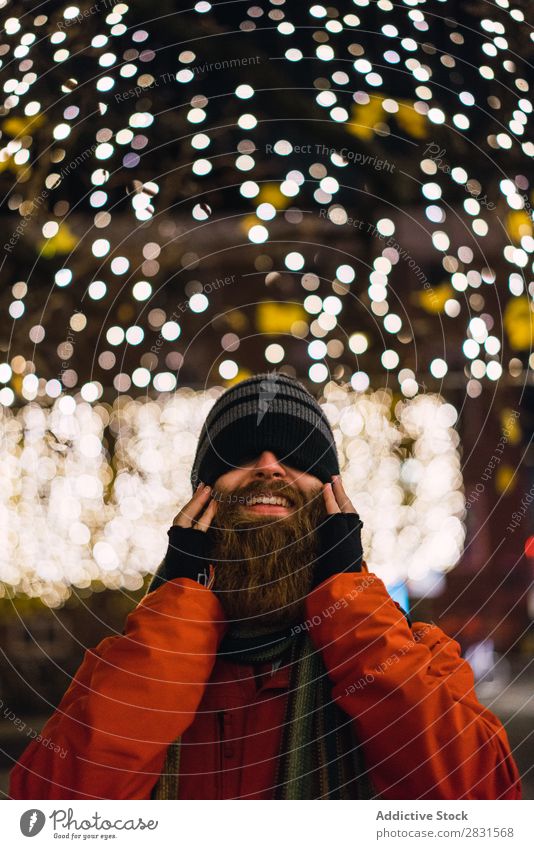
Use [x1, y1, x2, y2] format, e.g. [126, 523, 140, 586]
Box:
[209, 479, 324, 533]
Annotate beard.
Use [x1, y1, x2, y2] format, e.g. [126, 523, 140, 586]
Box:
[209, 478, 327, 630]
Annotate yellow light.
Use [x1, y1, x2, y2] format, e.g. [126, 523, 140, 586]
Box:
[256, 302, 306, 333]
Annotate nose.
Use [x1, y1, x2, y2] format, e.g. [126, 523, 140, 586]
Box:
[250, 450, 287, 480]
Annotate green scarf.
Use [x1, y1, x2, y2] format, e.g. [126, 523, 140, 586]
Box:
[151, 625, 376, 800]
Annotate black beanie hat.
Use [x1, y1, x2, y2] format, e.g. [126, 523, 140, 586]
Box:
[190, 372, 340, 490]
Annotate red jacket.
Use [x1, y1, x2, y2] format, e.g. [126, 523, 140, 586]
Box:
[9, 568, 522, 800]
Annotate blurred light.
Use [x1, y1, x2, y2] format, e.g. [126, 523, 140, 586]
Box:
[240, 181, 259, 198]
[463, 339, 480, 359]
[248, 224, 269, 243]
[190, 293, 209, 312]
[280, 180, 299, 197]
[304, 295, 322, 314]
[377, 218, 395, 236]
[285, 252, 305, 271]
[350, 372, 370, 392]
[106, 326, 124, 346]
[430, 358, 448, 378]
[162, 321, 181, 341]
[336, 264, 355, 283]
[192, 133, 210, 149]
[132, 368, 151, 387]
[309, 363, 328, 382]
[381, 350, 400, 369]
[92, 239, 110, 257]
[486, 361, 502, 380]
[257, 203, 276, 220]
[132, 281, 152, 301]
[236, 84, 254, 99]
[219, 360, 238, 379]
[55, 269, 72, 287]
[265, 344, 284, 363]
[125, 326, 144, 345]
[153, 372, 177, 392]
[469, 317, 489, 343]
[308, 340, 327, 359]
[349, 333, 368, 354]
[384, 314, 402, 333]
[445, 299, 461, 317]
[323, 297, 342, 315]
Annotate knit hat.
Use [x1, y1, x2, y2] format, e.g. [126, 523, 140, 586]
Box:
[190, 372, 340, 490]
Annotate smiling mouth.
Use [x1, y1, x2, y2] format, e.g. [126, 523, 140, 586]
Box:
[244, 493, 293, 510]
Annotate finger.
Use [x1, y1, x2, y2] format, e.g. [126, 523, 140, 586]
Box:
[194, 496, 218, 533]
[322, 482, 341, 515]
[331, 475, 358, 513]
[173, 484, 212, 527]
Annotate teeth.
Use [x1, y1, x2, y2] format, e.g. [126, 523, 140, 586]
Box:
[248, 495, 290, 507]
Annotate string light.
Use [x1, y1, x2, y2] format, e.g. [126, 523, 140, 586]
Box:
[0, 2, 530, 604]
[0, 385, 463, 605]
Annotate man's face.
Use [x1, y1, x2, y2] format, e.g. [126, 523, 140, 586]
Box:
[208, 451, 327, 629]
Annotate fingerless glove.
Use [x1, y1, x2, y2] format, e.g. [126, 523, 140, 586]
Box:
[313, 512, 364, 587]
[150, 525, 215, 591]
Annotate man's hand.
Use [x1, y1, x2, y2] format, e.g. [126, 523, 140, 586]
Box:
[153, 483, 219, 590]
[172, 481, 218, 530]
[322, 474, 359, 516]
[313, 474, 364, 587]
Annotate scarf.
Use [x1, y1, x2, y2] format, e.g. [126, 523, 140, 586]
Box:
[151, 625, 376, 800]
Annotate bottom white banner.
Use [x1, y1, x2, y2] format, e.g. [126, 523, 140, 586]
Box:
[4, 800, 533, 848]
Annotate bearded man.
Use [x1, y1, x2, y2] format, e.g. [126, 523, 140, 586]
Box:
[10, 373, 521, 800]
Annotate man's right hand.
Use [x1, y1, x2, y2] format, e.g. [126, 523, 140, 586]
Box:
[153, 483, 218, 590]
[172, 481, 218, 530]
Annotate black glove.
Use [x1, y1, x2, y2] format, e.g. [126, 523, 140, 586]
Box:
[313, 512, 364, 587]
[150, 526, 215, 591]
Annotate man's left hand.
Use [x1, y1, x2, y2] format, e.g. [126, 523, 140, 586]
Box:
[313, 475, 364, 587]
[323, 474, 359, 516]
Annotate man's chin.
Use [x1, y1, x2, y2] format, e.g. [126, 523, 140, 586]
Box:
[212, 550, 316, 631]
